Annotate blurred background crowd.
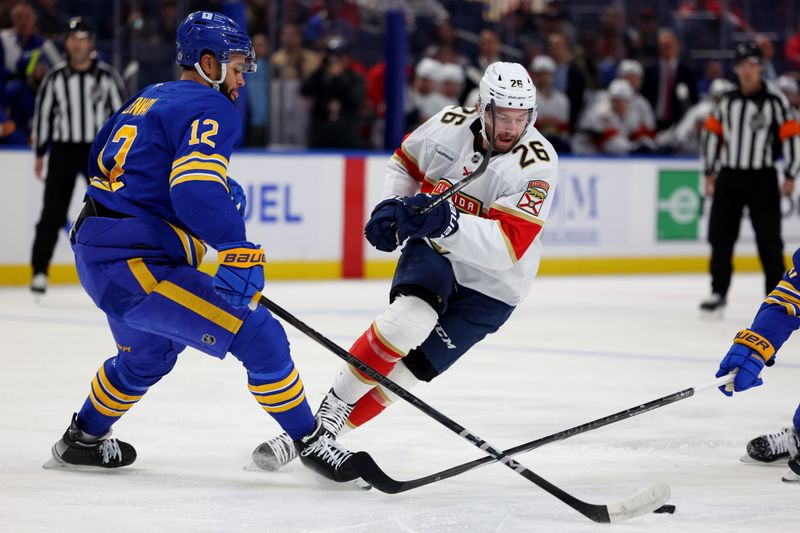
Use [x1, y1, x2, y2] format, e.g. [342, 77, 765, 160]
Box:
[2, 0, 800, 155]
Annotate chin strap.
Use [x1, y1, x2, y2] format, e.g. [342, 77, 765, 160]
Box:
[194, 61, 227, 91]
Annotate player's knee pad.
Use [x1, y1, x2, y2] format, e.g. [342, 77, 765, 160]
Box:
[374, 294, 438, 355]
[229, 305, 291, 374]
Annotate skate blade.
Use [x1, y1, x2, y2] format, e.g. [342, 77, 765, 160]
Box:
[739, 454, 789, 466]
[243, 461, 281, 472]
[781, 470, 800, 483]
[699, 309, 724, 320]
[42, 457, 116, 472]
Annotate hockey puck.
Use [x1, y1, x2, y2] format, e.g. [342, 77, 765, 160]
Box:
[653, 504, 676, 514]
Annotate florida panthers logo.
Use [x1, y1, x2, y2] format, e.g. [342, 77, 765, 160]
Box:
[517, 180, 550, 216]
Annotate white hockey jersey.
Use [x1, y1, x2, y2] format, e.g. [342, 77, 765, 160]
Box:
[386, 105, 559, 305]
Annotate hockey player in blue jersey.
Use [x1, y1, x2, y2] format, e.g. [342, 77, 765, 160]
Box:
[715, 247, 800, 482]
[45, 11, 359, 483]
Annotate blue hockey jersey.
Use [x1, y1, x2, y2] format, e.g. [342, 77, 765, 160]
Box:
[86, 80, 245, 266]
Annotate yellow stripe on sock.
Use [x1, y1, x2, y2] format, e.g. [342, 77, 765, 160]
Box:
[99, 366, 143, 402]
[261, 391, 307, 413]
[91, 378, 137, 411]
[255, 379, 304, 406]
[248, 368, 299, 394]
[88, 392, 125, 417]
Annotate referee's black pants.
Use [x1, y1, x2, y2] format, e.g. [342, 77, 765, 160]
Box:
[707, 167, 785, 298]
[31, 142, 92, 275]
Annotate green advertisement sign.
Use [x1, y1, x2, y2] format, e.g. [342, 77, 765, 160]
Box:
[657, 170, 702, 240]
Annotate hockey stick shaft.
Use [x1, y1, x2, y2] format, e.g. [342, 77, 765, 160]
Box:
[366, 374, 734, 493]
[258, 294, 668, 523]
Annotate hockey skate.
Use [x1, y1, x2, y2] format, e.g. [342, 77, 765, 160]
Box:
[251, 389, 354, 472]
[30, 273, 47, 297]
[740, 426, 799, 465]
[782, 456, 800, 483]
[43, 413, 136, 469]
[294, 417, 366, 487]
[699, 293, 726, 318]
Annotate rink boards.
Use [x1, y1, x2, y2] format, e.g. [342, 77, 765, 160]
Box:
[1, 148, 799, 284]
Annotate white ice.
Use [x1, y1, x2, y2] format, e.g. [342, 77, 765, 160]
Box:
[1, 273, 799, 533]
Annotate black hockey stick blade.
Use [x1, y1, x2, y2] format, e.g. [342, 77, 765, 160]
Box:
[344, 375, 733, 494]
[257, 295, 670, 523]
[351, 452, 669, 523]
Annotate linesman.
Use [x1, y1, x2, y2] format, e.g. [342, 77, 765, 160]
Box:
[700, 41, 800, 314]
[30, 18, 126, 295]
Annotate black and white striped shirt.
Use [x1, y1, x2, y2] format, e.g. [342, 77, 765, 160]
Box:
[32, 59, 126, 156]
[702, 81, 800, 178]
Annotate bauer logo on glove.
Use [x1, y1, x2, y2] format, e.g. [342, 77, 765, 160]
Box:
[221, 249, 266, 267]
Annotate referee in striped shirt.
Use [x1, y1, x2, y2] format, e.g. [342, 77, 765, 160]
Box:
[700, 41, 800, 314]
[30, 18, 126, 295]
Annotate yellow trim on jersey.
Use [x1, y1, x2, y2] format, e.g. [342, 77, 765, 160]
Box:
[773, 281, 800, 305]
[248, 368, 299, 394]
[126, 258, 242, 333]
[764, 298, 798, 316]
[169, 173, 229, 191]
[97, 148, 110, 178]
[255, 379, 304, 405]
[172, 151, 229, 169]
[164, 222, 206, 266]
[400, 143, 420, 168]
[99, 365, 143, 402]
[493, 220, 518, 265]
[127, 258, 158, 293]
[89, 176, 125, 192]
[490, 202, 545, 226]
[260, 392, 307, 413]
[170, 161, 227, 182]
[156, 281, 243, 333]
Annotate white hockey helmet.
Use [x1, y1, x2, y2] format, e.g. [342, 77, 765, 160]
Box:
[478, 61, 537, 141]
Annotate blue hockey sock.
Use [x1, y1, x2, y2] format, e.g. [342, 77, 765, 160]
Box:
[248, 363, 315, 440]
[76, 358, 148, 436]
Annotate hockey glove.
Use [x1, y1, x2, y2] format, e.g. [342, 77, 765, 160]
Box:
[213, 241, 265, 308]
[395, 193, 459, 242]
[715, 329, 776, 396]
[227, 176, 247, 216]
[364, 197, 403, 252]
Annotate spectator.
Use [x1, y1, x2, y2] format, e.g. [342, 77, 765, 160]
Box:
[300, 36, 365, 148]
[529, 55, 570, 152]
[0, 1, 61, 143]
[755, 34, 778, 81]
[546, 32, 590, 133]
[698, 59, 724, 95]
[785, 23, 800, 71]
[409, 57, 449, 125]
[247, 33, 269, 146]
[572, 79, 644, 155]
[617, 59, 656, 149]
[422, 19, 468, 68]
[624, 7, 659, 67]
[271, 23, 320, 82]
[776, 75, 800, 114]
[438, 63, 463, 106]
[657, 78, 735, 154]
[642, 29, 698, 131]
[33, 0, 66, 42]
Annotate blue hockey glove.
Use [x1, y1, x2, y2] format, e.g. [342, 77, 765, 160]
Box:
[364, 197, 403, 252]
[213, 241, 265, 308]
[715, 329, 776, 397]
[395, 193, 459, 242]
[227, 176, 247, 216]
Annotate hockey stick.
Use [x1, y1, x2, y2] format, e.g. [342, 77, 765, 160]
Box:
[346, 375, 735, 495]
[257, 294, 670, 523]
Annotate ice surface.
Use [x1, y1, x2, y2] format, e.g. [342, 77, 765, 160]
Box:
[1, 273, 798, 532]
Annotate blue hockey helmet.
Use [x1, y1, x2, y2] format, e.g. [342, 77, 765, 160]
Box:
[176, 11, 256, 88]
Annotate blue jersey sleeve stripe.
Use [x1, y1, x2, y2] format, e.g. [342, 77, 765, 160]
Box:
[172, 151, 229, 169]
[764, 297, 799, 317]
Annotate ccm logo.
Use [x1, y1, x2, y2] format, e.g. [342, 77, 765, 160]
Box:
[223, 252, 264, 264]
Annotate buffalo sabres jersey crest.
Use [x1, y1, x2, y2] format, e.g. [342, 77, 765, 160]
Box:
[387, 105, 559, 305]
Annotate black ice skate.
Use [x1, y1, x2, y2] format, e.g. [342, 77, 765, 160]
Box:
[294, 418, 361, 483]
[699, 293, 726, 317]
[782, 456, 800, 483]
[43, 413, 136, 469]
[251, 389, 354, 472]
[740, 426, 799, 465]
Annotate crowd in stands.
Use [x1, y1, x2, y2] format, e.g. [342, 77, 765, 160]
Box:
[2, 0, 800, 154]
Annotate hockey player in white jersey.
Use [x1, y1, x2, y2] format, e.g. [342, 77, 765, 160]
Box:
[252, 62, 559, 471]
